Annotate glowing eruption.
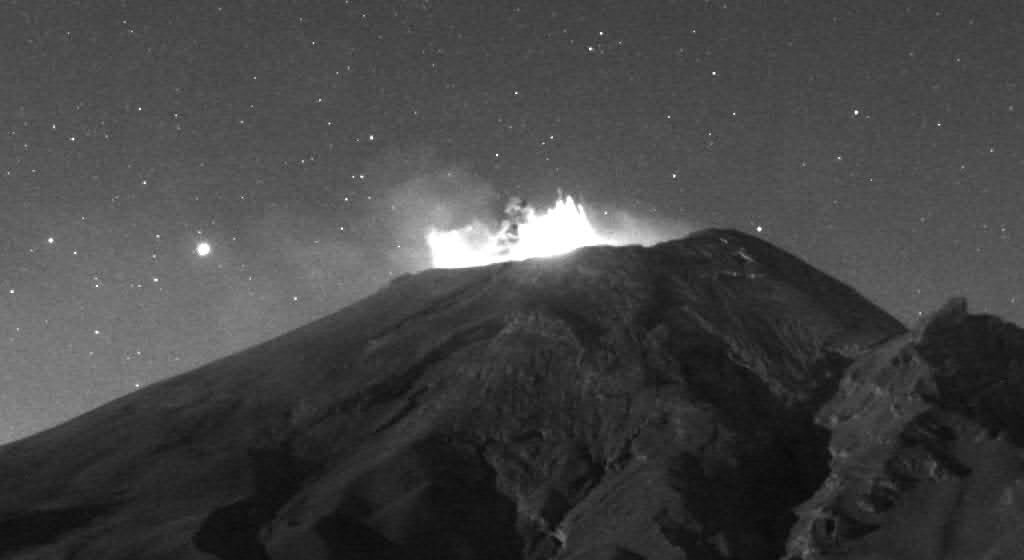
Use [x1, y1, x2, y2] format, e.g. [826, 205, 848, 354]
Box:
[195, 241, 212, 257]
[427, 193, 614, 268]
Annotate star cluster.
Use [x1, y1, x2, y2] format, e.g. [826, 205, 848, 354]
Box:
[1, 1, 1021, 443]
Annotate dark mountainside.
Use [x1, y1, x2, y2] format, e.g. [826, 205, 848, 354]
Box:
[1, 229, 1021, 560]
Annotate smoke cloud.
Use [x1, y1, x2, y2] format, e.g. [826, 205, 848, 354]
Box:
[209, 145, 698, 352]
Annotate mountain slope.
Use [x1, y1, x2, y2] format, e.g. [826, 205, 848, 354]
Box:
[786, 298, 1024, 559]
[0, 229, 905, 560]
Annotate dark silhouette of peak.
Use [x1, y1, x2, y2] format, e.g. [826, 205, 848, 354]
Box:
[7, 230, 1021, 560]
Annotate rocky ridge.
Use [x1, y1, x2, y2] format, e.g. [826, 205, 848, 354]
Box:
[787, 297, 1024, 559]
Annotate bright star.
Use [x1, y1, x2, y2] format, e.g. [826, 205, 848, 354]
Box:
[196, 242, 211, 257]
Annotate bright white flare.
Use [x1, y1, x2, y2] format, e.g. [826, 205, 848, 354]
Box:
[426, 194, 613, 268]
[195, 241, 212, 257]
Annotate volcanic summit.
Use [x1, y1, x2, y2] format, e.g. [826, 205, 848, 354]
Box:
[2, 229, 1023, 559]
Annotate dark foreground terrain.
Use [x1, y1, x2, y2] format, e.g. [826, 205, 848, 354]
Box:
[2, 229, 1022, 559]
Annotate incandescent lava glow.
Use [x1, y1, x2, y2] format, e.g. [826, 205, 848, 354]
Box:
[427, 194, 614, 268]
[195, 241, 212, 257]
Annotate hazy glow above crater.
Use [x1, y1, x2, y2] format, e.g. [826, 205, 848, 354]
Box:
[426, 194, 615, 268]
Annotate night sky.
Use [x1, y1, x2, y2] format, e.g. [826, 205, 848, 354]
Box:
[1, 1, 1021, 443]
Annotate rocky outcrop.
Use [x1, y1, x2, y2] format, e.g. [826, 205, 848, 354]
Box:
[786, 298, 1024, 559]
[0, 229, 911, 559]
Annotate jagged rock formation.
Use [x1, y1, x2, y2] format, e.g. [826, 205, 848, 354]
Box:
[0, 229, 924, 560]
[786, 298, 1024, 559]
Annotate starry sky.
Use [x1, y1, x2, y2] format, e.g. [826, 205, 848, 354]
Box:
[1, 1, 1021, 443]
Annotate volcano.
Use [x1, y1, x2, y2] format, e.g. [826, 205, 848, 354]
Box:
[2, 229, 1023, 560]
